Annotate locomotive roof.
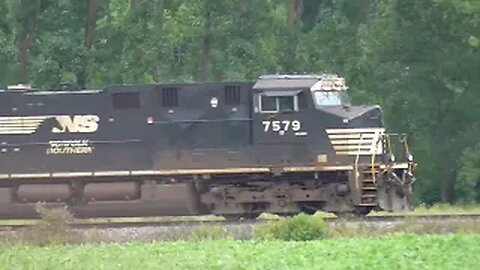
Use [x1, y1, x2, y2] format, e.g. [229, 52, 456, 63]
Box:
[1, 74, 347, 94]
[253, 78, 318, 90]
[253, 74, 347, 91]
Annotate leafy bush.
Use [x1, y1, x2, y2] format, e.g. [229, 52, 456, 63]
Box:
[0, 234, 14, 246]
[17, 203, 82, 246]
[254, 213, 329, 241]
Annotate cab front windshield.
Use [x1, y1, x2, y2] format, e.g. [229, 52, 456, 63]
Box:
[313, 91, 343, 106]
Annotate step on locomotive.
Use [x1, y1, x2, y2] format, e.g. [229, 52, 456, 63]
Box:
[0, 74, 416, 219]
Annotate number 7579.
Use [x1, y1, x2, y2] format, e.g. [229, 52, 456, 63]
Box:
[262, 120, 301, 132]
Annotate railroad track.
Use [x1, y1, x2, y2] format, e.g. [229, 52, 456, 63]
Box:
[1, 213, 479, 230]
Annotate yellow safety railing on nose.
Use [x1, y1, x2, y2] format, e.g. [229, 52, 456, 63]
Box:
[400, 135, 415, 174]
[387, 134, 393, 157]
[371, 139, 378, 184]
[354, 133, 364, 191]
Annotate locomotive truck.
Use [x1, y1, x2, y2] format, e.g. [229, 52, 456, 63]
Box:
[0, 74, 416, 219]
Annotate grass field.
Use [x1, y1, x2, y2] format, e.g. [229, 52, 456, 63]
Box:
[1, 234, 479, 270]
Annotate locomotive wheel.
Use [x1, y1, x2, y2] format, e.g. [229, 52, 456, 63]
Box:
[355, 206, 374, 217]
[300, 205, 317, 215]
[243, 212, 260, 220]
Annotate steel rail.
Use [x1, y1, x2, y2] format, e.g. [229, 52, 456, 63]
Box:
[0, 213, 479, 231]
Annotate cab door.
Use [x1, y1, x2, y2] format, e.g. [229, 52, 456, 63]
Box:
[252, 90, 310, 145]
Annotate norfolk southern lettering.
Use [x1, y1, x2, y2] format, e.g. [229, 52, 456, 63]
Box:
[46, 140, 94, 155]
[52, 115, 99, 133]
[0, 115, 100, 135]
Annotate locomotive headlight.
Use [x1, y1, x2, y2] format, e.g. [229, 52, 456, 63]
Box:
[210, 97, 218, 108]
[147, 116, 154, 124]
[389, 154, 396, 162]
[407, 154, 413, 162]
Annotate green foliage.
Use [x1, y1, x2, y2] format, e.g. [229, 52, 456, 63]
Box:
[350, 0, 480, 203]
[1, 235, 480, 269]
[0, 0, 15, 87]
[455, 143, 480, 203]
[254, 213, 329, 241]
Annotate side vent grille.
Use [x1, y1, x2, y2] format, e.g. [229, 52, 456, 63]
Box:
[162, 87, 178, 107]
[225, 85, 241, 105]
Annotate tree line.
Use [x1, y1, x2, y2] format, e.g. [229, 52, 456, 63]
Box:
[0, 0, 479, 204]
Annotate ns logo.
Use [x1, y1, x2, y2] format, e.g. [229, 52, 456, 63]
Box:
[52, 115, 100, 133]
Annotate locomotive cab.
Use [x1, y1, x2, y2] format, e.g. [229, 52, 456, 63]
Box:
[252, 74, 385, 154]
[251, 76, 312, 145]
[249, 74, 415, 214]
[251, 74, 383, 151]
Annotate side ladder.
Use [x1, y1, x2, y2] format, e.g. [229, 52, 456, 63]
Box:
[358, 166, 380, 207]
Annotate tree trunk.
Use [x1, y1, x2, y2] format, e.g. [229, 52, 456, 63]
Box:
[130, 0, 140, 9]
[196, 2, 211, 82]
[434, 102, 455, 203]
[0, 0, 11, 35]
[287, 0, 302, 32]
[440, 168, 456, 203]
[85, 0, 99, 51]
[15, 0, 41, 84]
[154, 0, 164, 19]
[77, 0, 100, 89]
[286, 0, 302, 72]
[155, 0, 165, 82]
[358, 0, 371, 24]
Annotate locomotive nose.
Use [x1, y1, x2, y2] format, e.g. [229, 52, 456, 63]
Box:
[366, 105, 382, 120]
[324, 104, 383, 125]
[345, 105, 384, 127]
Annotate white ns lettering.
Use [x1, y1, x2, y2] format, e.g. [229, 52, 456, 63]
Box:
[52, 115, 100, 133]
[262, 120, 301, 133]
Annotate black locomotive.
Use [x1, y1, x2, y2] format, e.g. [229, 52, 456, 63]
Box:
[0, 74, 416, 219]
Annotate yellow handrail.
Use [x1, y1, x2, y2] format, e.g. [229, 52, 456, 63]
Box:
[402, 136, 410, 156]
[386, 134, 393, 157]
[371, 136, 378, 183]
[354, 134, 364, 191]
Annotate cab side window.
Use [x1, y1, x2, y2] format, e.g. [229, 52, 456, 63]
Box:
[259, 92, 301, 113]
[260, 96, 277, 112]
[278, 96, 295, 112]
